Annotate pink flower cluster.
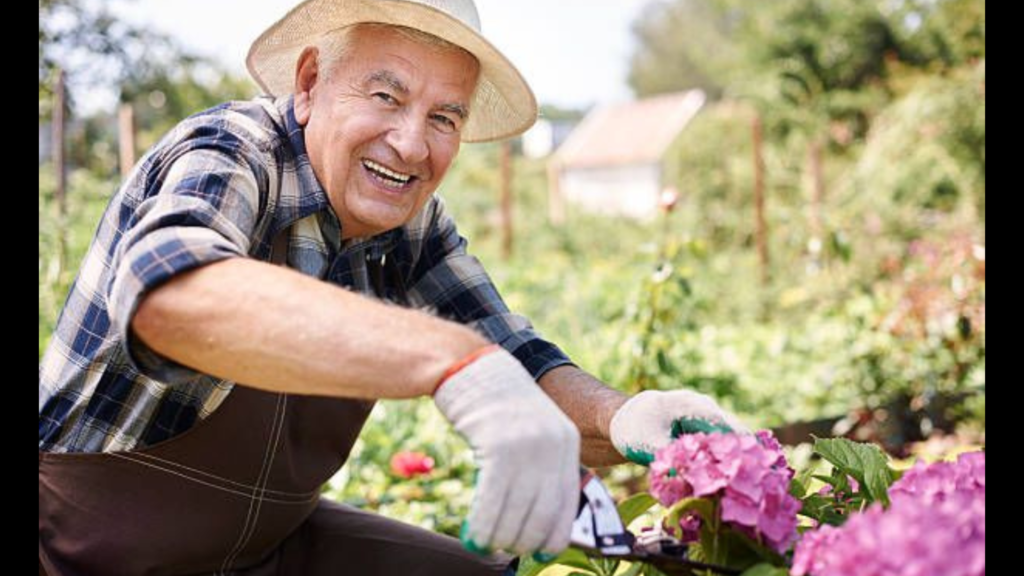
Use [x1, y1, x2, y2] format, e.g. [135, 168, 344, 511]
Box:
[791, 451, 985, 576]
[888, 450, 985, 505]
[649, 430, 801, 554]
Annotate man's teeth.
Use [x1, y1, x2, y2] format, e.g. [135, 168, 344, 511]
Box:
[363, 160, 412, 186]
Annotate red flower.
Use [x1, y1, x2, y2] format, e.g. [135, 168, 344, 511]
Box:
[390, 451, 435, 479]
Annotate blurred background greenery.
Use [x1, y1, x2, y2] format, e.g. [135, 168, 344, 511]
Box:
[40, 0, 984, 539]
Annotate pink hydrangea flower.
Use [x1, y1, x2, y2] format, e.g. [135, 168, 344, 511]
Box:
[790, 524, 842, 576]
[889, 450, 985, 505]
[650, 431, 800, 554]
[791, 451, 985, 576]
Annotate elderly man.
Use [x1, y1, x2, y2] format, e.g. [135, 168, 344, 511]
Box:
[38, 1, 746, 574]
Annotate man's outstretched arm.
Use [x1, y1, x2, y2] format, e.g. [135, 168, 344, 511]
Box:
[538, 365, 629, 467]
[132, 257, 489, 399]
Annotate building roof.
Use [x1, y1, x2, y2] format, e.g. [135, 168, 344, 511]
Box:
[554, 90, 706, 170]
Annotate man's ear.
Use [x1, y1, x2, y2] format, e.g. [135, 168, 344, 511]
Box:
[293, 46, 320, 126]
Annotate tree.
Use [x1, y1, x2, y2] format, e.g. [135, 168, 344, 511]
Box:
[41, 0, 152, 119]
[628, 0, 752, 101]
[40, 0, 257, 173]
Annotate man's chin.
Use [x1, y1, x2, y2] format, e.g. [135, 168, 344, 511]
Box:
[348, 210, 410, 238]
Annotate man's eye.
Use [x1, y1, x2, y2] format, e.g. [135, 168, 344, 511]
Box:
[432, 114, 458, 133]
[373, 92, 398, 105]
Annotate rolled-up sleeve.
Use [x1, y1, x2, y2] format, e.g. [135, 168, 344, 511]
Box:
[407, 199, 574, 381]
[107, 142, 268, 382]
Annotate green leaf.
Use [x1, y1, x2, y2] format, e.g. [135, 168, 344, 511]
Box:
[618, 492, 659, 527]
[812, 437, 895, 505]
[687, 541, 708, 563]
[517, 547, 597, 576]
[618, 562, 645, 576]
[739, 563, 791, 576]
[554, 548, 601, 571]
[656, 349, 673, 375]
[514, 556, 547, 576]
[829, 468, 852, 494]
[641, 564, 670, 576]
[714, 526, 786, 570]
[811, 474, 836, 487]
[788, 477, 808, 499]
[799, 493, 847, 526]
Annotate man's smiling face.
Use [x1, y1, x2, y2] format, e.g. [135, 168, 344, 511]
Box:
[294, 25, 480, 239]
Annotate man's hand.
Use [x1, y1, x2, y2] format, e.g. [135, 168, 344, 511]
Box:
[433, 346, 580, 557]
[609, 389, 749, 465]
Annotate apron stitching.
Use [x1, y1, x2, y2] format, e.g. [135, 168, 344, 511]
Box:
[225, 392, 292, 572]
[125, 452, 320, 498]
[218, 393, 288, 575]
[109, 453, 316, 504]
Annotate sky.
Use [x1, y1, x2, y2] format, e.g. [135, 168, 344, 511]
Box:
[91, 0, 654, 114]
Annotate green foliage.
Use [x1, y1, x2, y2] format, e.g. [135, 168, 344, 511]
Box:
[796, 437, 905, 529]
[740, 564, 790, 576]
[847, 62, 985, 220]
[618, 493, 659, 527]
[895, 0, 985, 69]
[618, 237, 738, 399]
[811, 437, 896, 506]
[122, 63, 258, 153]
[629, 0, 751, 100]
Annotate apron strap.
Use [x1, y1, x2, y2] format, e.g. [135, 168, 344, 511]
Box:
[271, 227, 290, 266]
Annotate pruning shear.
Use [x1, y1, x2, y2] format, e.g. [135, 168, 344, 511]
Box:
[569, 468, 741, 576]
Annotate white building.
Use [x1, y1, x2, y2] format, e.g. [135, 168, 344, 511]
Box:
[549, 90, 705, 221]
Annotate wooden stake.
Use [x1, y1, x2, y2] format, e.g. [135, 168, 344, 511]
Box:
[52, 68, 67, 278]
[753, 113, 769, 287]
[119, 102, 136, 179]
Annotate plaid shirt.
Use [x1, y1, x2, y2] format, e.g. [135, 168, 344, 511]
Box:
[39, 96, 573, 454]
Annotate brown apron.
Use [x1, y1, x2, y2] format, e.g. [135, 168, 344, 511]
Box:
[39, 232, 514, 576]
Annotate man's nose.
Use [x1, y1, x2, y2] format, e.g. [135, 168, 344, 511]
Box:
[386, 115, 430, 165]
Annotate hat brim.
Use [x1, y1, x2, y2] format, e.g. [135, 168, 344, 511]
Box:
[246, 0, 538, 143]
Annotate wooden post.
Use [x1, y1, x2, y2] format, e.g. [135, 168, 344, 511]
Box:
[52, 69, 67, 278]
[499, 141, 514, 260]
[752, 113, 769, 287]
[118, 102, 136, 179]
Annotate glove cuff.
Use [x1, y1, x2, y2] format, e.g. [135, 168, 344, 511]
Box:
[433, 344, 502, 396]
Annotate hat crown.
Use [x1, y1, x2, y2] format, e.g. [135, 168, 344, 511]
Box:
[390, 0, 481, 32]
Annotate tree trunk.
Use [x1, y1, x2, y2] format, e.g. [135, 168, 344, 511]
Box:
[752, 113, 769, 287]
[119, 102, 136, 179]
[52, 69, 67, 279]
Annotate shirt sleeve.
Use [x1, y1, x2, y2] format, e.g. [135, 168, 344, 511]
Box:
[107, 132, 270, 383]
[405, 197, 575, 381]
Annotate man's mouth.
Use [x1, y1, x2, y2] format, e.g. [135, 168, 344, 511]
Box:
[362, 159, 416, 190]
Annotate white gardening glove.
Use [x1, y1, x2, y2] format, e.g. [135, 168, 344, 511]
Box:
[609, 389, 750, 465]
[434, 345, 581, 556]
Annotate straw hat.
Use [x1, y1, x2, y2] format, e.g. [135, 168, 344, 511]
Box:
[246, 0, 538, 142]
